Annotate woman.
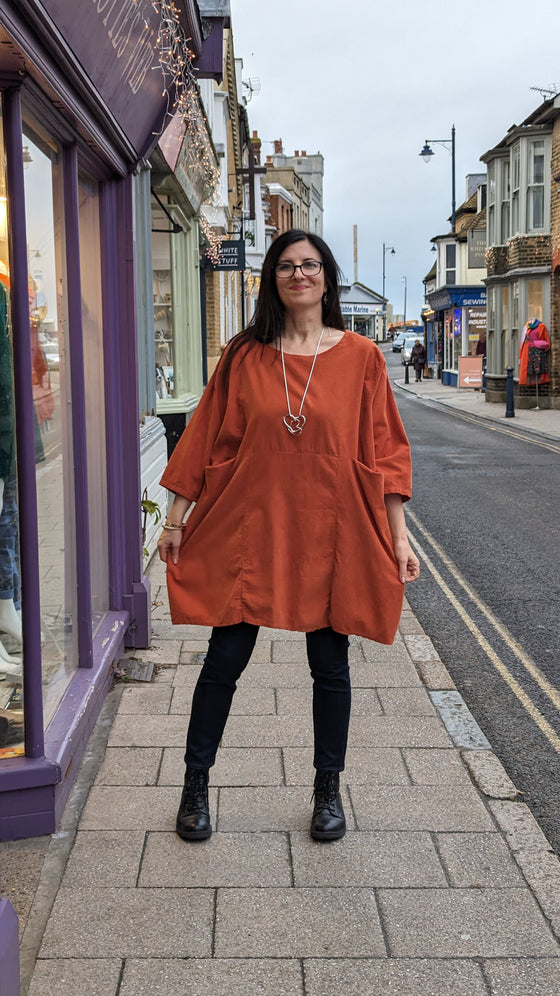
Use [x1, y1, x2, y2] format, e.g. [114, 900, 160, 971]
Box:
[158, 229, 419, 843]
[411, 339, 426, 382]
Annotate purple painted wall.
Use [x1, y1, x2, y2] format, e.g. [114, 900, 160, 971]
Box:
[0, 900, 19, 996]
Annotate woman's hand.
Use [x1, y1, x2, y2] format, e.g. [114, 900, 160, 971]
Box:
[393, 537, 421, 584]
[384, 493, 421, 584]
[157, 526, 183, 565]
[157, 496, 192, 565]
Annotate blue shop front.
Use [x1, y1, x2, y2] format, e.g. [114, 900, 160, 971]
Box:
[426, 286, 487, 386]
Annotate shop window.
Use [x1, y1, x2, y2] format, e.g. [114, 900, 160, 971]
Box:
[467, 307, 486, 358]
[152, 211, 175, 400]
[0, 103, 23, 757]
[78, 174, 108, 623]
[512, 281, 519, 376]
[22, 121, 77, 729]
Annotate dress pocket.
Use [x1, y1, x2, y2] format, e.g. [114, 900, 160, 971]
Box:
[351, 459, 396, 562]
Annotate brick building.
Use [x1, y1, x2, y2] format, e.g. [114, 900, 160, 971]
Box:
[481, 94, 560, 406]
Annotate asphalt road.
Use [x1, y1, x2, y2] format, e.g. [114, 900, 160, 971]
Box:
[386, 350, 560, 853]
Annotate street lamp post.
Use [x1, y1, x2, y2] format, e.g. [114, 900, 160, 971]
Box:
[402, 275, 407, 331]
[382, 242, 395, 341]
[419, 125, 456, 233]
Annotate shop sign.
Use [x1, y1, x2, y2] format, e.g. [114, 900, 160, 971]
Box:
[209, 241, 246, 270]
[468, 229, 486, 268]
[458, 355, 483, 388]
[340, 304, 379, 316]
[41, 0, 169, 156]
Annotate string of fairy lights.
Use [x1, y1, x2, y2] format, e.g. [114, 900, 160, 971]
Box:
[147, 0, 224, 262]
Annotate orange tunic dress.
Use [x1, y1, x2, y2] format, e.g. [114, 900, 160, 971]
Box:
[160, 331, 412, 644]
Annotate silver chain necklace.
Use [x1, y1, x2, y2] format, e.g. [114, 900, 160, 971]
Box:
[280, 328, 325, 435]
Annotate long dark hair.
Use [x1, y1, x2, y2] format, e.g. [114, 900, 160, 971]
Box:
[220, 229, 345, 381]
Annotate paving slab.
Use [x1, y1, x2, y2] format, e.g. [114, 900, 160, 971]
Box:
[107, 713, 188, 747]
[159, 746, 282, 786]
[488, 800, 553, 851]
[403, 747, 473, 786]
[290, 830, 446, 888]
[220, 715, 313, 747]
[95, 747, 162, 786]
[348, 715, 451, 748]
[119, 958, 304, 996]
[39, 888, 214, 958]
[461, 749, 519, 800]
[117, 685, 173, 714]
[377, 888, 560, 957]
[214, 887, 386, 958]
[139, 831, 292, 887]
[377, 687, 437, 715]
[60, 831, 146, 888]
[137, 639, 183, 665]
[361, 637, 411, 662]
[171, 661, 313, 688]
[349, 659, 422, 686]
[435, 832, 525, 888]
[170, 684, 275, 716]
[483, 958, 560, 995]
[28, 959, 122, 996]
[79, 785, 215, 831]
[303, 958, 488, 996]
[352, 785, 495, 831]
[217, 786, 339, 832]
[271, 640, 364, 663]
[282, 747, 410, 785]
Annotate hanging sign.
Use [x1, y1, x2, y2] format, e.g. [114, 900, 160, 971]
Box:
[208, 241, 246, 271]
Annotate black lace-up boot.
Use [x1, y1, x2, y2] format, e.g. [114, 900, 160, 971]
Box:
[310, 770, 346, 841]
[176, 766, 212, 841]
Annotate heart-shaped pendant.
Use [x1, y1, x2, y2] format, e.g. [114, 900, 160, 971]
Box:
[283, 413, 306, 435]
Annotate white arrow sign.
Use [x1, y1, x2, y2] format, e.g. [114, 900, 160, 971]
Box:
[464, 375, 482, 384]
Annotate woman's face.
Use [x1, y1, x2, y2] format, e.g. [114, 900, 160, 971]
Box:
[274, 238, 326, 314]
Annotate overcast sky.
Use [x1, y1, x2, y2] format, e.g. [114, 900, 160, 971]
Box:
[229, 0, 560, 320]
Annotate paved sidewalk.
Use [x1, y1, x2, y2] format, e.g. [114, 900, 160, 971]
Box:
[393, 372, 560, 442]
[18, 554, 560, 995]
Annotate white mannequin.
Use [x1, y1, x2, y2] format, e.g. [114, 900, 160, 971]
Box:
[0, 477, 22, 666]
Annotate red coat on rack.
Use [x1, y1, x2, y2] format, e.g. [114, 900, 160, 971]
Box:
[519, 320, 550, 386]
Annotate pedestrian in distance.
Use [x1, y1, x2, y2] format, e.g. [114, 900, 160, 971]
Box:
[411, 339, 426, 382]
[157, 229, 420, 843]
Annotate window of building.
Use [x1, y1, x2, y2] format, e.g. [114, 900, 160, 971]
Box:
[511, 281, 519, 375]
[500, 159, 510, 243]
[527, 140, 545, 231]
[527, 278, 544, 322]
[487, 161, 496, 245]
[487, 285, 496, 374]
[511, 143, 520, 236]
[445, 243, 456, 285]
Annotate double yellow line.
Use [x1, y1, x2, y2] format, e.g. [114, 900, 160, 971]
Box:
[406, 508, 560, 755]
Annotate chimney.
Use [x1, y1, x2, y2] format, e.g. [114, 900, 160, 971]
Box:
[266, 155, 273, 165]
[302, 150, 307, 156]
[294, 150, 300, 157]
[273, 139, 283, 155]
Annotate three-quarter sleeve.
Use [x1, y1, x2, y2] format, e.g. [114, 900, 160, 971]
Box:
[159, 354, 246, 501]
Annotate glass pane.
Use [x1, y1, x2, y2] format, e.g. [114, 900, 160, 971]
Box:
[152, 206, 174, 400]
[532, 142, 544, 184]
[530, 186, 544, 229]
[501, 285, 510, 329]
[23, 120, 76, 728]
[527, 279, 543, 321]
[78, 174, 108, 626]
[0, 99, 24, 758]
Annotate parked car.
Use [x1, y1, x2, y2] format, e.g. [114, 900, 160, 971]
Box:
[391, 332, 407, 352]
[401, 335, 422, 365]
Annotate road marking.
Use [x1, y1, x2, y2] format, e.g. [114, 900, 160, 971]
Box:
[414, 395, 560, 454]
[407, 509, 560, 712]
[406, 516, 560, 756]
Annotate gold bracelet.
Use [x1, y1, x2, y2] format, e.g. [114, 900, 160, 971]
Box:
[162, 520, 185, 531]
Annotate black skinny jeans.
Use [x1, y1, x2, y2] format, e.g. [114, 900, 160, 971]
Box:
[185, 622, 351, 772]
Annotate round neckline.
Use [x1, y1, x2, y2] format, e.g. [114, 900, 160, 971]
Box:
[266, 330, 349, 357]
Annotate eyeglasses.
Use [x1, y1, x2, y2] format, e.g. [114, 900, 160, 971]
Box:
[274, 260, 324, 278]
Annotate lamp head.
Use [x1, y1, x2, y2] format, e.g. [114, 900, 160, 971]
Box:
[420, 142, 434, 163]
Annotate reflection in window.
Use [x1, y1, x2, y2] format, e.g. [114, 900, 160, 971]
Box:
[152, 205, 175, 399]
[0, 99, 24, 757]
[23, 121, 76, 728]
